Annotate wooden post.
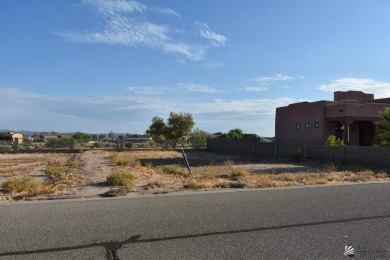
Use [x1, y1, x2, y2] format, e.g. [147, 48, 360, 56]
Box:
[119, 138, 124, 151]
[70, 138, 75, 151]
[13, 138, 19, 153]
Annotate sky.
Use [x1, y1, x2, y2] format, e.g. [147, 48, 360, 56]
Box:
[1, 0, 390, 136]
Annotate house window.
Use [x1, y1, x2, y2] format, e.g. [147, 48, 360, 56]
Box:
[296, 123, 300, 129]
[305, 123, 309, 129]
[315, 122, 320, 128]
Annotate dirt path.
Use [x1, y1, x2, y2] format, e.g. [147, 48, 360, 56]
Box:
[65, 151, 114, 198]
[78, 151, 113, 184]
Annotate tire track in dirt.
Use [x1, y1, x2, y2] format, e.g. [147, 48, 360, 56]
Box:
[69, 151, 114, 197]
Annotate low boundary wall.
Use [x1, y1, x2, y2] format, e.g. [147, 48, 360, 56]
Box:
[207, 137, 390, 168]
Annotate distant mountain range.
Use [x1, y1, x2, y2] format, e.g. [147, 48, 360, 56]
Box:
[0, 130, 140, 138]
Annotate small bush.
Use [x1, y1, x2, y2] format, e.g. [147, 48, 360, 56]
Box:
[276, 173, 296, 182]
[142, 162, 153, 168]
[224, 160, 234, 167]
[137, 140, 158, 148]
[145, 180, 165, 190]
[44, 165, 67, 175]
[231, 167, 249, 178]
[1, 177, 40, 194]
[108, 154, 130, 166]
[66, 158, 81, 168]
[106, 173, 137, 186]
[163, 165, 180, 174]
[130, 160, 142, 168]
[125, 142, 133, 149]
[0, 145, 13, 152]
[93, 142, 103, 148]
[252, 174, 273, 188]
[325, 135, 344, 146]
[44, 165, 70, 185]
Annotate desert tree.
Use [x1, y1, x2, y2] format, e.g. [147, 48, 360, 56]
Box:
[72, 132, 92, 143]
[376, 108, 390, 145]
[190, 128, 208, 149]
[227, 128, 244, 138]
[146, 112, 195, 148]
[146, 116, 167, 146]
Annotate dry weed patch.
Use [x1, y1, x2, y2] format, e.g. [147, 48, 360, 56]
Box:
[1, 177, 40, 195]
[1, 150, 389, 200]
[163, 165, 180, 175]
[231, 167, 250, 179]
[106, 172, 137, 186]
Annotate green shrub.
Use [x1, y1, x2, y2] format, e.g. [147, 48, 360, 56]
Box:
[0, 145, 13, 152]
[190, 128, 208, 149]
[44, 165, 67, 175]
[325, 135, 344, 146]
[106, 173, 137, 186]
[45, 137, 72, 148]
[125, 142, 133, 149]
[44, 165, 68, 185]
[137, 140, 158, 148]
[1, 177, 39, 194]
[93, 142, 103, 148]
[163, 165, 180, 174]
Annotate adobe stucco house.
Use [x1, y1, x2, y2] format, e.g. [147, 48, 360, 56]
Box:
[0, 132, 23, 144]
[275, 91, 390, 146]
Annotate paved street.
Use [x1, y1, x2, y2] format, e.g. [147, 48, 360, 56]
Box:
[0, 183, 389, 260]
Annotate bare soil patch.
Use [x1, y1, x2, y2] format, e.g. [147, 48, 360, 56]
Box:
[0, 150, 389, 201]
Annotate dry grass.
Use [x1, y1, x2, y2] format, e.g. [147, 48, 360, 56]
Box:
[145, 180, 166, 190]
[1, 151, 389, 200]
[0, 154, 86, 199]
[1, 177, 40, 195]
[231, 167, 250, 178]
[185, 178, 230, 189]
[106, 172, 137, 186]
[44, 157, 85, 188]
[163, 165, 180, 175]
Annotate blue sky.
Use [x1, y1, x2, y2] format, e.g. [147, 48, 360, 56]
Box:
[1, 0, 389, 136]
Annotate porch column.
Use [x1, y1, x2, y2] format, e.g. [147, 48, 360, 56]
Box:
[344, 118, 353, 146]
[345, 124, 350, 145]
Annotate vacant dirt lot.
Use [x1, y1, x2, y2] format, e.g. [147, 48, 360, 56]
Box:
[0, 150, 389, 201]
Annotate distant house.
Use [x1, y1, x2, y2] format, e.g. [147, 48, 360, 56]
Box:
[125, 135, 151, 143]
[0, 132, 23, 144]
[275, 91, 390, 146]
[43, 135, 61, 142]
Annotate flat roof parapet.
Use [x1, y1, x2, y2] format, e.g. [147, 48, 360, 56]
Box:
[334, 91, 374, 103]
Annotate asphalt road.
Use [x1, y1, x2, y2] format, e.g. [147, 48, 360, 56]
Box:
[0, 183, 389, 260]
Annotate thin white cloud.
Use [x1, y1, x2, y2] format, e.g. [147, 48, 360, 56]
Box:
[319, 78, 390, 98]
[202, 62, 224, 69]
[245, 87, 267, 92]
[127, 83, 220, 94]
[57, 0, 225, 60]
[196, 22, 226, 46]
[191, 98, 301, 115]
[1, 88, 301, 135]
[177, 83, 220, 93]
[152, 7, 181, 18]
[127, 86, 167, 95]
[83, 0, 147, 15]
[256, 74, 295, 82]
